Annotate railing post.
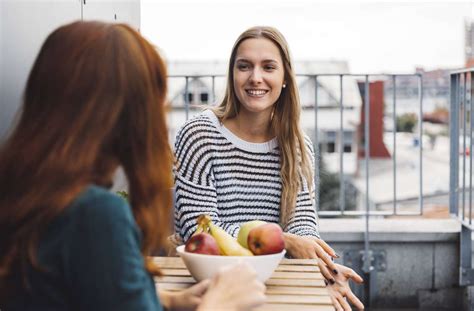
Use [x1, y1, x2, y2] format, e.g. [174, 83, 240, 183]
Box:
[418, 74, 424, 215]
[392, 75, 397, 215]
[450, 73, 460, 215]
[184, 76, 190, 121]
[362, 75, 374, 307]
[314, 75, 320, 212]
[339, 75, 345, 214]
[449, 69, 474, 287]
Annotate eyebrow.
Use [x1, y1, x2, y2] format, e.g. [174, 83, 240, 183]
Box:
[235, 58, 280, 64]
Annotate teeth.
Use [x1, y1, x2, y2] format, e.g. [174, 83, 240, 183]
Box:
[247, 89, 267, 96]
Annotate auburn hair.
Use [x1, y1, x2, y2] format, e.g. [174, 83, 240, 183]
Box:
[0, 21, 173, 295]
[212, 26, 313, 227]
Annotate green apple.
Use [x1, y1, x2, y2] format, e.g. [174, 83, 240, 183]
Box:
[237, 220, 266, 249]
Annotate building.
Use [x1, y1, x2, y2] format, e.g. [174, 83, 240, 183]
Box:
[465, 19, 474, 65]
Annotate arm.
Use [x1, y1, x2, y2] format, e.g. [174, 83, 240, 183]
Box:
[159, 264, 266, 311]
[65, 189, 160, 311]
[174, 118, 241, 242]
[158, 280, 210, 311]
[284, 136, 320, 238]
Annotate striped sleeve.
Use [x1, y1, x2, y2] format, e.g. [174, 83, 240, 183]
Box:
[173, 116, 241, 241]
[285, 135, 320, 238]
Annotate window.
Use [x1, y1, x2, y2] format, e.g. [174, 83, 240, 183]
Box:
[200, 93, 209, 103]
[184, 93, 193, 103]
[327, 142, 336, 153]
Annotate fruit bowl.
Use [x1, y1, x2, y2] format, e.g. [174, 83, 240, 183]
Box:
[176, 245, 286, 282]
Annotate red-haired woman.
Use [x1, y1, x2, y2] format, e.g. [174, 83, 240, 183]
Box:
[0, 21, 265, 311]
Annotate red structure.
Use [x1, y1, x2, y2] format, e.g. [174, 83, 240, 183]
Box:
[357, 81, 390, 158]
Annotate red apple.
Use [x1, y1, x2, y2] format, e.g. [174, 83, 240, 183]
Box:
[185, 233, 220, 255]
[247, 223, 285, 255]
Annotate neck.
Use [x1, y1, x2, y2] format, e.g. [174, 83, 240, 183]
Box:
[224, 110, 274, 143]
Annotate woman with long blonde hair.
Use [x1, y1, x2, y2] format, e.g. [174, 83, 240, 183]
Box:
[174, 26, 364, 310]
[0, 21, 265, 311]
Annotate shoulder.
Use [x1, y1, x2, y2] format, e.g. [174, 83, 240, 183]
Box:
[175, 110, 220, 143]
[66, 185, 134, 229]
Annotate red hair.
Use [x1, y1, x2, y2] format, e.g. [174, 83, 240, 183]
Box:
[0, 21, 173, 295]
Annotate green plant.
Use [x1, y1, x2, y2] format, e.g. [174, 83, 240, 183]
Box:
[116, 190, 129, 201]
[396, 113, 418, 133]
[317, 156, 358, 212]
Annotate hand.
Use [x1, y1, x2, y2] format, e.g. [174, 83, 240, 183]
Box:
[283, 233, 339, 278]
[197, 262, 266, 311]
[159, 279, 210, 311]
[324, 263, 364, 311]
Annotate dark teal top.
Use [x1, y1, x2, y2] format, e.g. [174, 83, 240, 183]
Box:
[4, 185, 162, 311]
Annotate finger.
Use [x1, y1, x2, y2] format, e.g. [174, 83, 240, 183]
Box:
[347, 269, 364, 284]
[341, 266, 364, 284]
[252, 292, 267, 308]
[346, 291, 364, 310]
[190, 279, 211, 295]
[188, 296, 203, 307]
[317, 258, 336, 284]
[254, 280, 266, 293]
[315, 245, 337, 272]
[338, 296, 352, 311]
[314, 238, 338, 258]
[244, 288, 267, 309]
[332, 296, 344, 311]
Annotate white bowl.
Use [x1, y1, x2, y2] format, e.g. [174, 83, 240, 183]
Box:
[176, 245, 286, 282]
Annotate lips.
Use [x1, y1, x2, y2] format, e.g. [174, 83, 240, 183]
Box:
[246, 89, 269, 97]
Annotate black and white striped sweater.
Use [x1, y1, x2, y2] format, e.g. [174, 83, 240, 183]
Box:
[174, 110, 319, 242]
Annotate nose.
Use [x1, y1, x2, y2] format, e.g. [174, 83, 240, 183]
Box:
[249, 68, 263, 84]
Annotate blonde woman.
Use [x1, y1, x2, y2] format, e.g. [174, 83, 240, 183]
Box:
[174, 26, 364, 310]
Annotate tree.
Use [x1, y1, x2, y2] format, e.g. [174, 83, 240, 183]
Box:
[396, 113, 418, 132]
[317, 155, 358, 212]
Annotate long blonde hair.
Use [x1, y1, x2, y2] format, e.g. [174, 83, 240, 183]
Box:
[212, 26, 313, 227]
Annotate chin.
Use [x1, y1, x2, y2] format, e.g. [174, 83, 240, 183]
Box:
[241, 101, 274, 113]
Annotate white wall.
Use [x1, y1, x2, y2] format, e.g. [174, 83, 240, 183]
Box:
[0, 0, 140, 142]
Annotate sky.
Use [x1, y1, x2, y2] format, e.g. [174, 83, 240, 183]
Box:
[141, 0, 473, 74]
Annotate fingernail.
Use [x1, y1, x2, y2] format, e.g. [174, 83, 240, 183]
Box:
[324, 279, 328, 286]
[334, 253, 340, 258]
[333, 269, 338, 275]
[329, 279, 335, 285]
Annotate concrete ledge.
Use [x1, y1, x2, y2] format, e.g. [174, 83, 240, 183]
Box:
[319, 218, 461, 242]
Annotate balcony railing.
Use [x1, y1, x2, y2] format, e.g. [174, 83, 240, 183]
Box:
[168, 73, 424, 218]
[450, 68, 474, 286]
[167, 71, 474, 306]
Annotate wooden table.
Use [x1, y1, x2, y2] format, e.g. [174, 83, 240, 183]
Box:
[153, 257, 334, 311]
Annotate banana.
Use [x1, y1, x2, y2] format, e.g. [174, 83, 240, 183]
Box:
[197, 215, 253, 256]
[192, 219, 209, 236]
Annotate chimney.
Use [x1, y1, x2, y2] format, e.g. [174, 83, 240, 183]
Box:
[357, 80, 390, 159]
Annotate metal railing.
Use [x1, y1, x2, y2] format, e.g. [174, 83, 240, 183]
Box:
[169, 72, 425, 305]
[169, 73, 424, 218]
[449, 68, 474, 286]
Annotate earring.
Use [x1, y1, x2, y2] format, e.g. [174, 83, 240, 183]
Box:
[282, 84, 286, 88]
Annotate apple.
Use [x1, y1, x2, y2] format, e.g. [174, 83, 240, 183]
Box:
[185, 233, 220, 255]
[247, 223, 285, 255]
[237, 220, 267, 249]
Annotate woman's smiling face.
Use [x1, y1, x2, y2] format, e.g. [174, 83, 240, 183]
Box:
[233, 37, 285, 116]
